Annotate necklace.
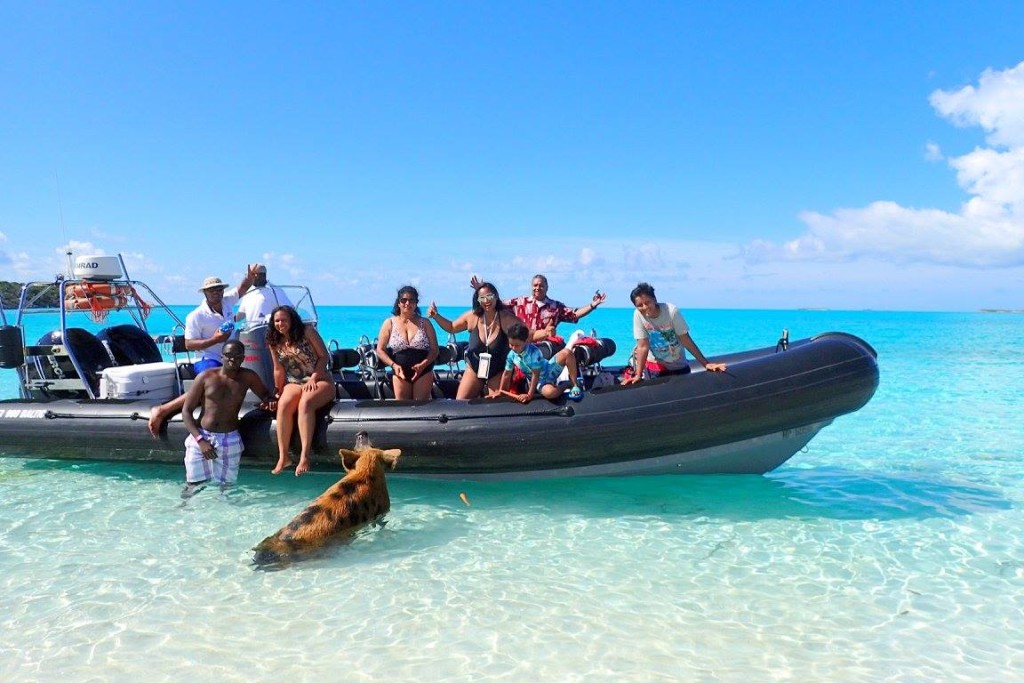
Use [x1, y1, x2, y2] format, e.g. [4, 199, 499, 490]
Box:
[481, 312, 499, 341]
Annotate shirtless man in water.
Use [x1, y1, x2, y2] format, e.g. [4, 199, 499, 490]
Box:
[180, 340, 274, 495]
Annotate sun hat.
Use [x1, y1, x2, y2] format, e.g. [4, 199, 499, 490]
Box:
[198, 276, 228, 292]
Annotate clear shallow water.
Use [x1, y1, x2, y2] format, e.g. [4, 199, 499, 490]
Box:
[1, 308, 1023, 681]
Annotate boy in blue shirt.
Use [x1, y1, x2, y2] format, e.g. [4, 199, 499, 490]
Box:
[492, 322, 584, 403]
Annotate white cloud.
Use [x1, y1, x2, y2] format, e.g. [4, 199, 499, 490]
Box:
[929, 62, 1024, 148]
[58, 240, 104, 257]
[89, 227, 123, 242]
[1, 236, 33, 279]
[747, 60, 1024, 269]
[120, 252, 160, 276]
[256, 252, 305, 280]
[623, 243, 667, 270]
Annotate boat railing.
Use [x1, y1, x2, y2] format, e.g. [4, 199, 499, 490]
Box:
[12, 276, 185, 400]
[6, 252, 187, 400]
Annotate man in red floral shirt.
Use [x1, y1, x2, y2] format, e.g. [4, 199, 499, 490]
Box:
[472, 274, 607, 342]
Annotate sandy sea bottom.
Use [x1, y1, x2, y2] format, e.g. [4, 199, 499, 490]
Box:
[1, 452, 1022, 682]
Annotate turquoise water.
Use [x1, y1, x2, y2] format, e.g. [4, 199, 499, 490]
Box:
[1, 307, 1022, 681]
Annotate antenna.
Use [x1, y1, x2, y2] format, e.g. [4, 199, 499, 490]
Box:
[56, 172, 72, 276]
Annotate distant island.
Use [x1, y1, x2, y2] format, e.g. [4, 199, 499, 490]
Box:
[1, 281, 60, 310]
[979, 309, 1024, 314]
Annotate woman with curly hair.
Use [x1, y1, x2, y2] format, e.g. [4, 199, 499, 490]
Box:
[266, 305, 334, 475]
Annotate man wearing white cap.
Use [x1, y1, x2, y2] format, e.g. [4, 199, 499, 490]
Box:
[185, 265, 258, 373]
[237, 264, 292, 327]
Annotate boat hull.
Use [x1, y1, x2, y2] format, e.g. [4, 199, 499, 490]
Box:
[0, 332, 879, 479]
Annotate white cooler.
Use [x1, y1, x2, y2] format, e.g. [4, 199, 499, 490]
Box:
[100, 362, 179, 401]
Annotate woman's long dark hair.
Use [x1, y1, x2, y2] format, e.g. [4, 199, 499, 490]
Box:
[265, 305, 305, 347]
[471, 282, 508, 316]
[391, 285, 422, 316]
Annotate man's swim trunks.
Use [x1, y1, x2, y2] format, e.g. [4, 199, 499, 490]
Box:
[184, 429, 244, 485]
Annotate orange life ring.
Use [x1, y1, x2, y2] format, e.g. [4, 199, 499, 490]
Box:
[64, 294, 130, 311]
[66, 282, 133, 299]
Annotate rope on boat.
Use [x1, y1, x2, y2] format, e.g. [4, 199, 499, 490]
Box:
[43, 410, 147, 420]
[41, 406, 575, 423]
[326, 405, 575, 424]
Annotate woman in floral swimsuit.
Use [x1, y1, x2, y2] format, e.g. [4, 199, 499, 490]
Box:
[266, 305, 335, 476]
[375, 285, 440, 401]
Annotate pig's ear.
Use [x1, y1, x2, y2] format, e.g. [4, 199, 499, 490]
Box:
[338, 448, 361, 471]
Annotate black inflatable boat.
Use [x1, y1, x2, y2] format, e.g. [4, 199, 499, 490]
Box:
[0, 256, 879, 479]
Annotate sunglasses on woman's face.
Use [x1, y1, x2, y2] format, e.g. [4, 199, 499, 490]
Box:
[477, 294, 496, 302]
[399, 298, 417, 304]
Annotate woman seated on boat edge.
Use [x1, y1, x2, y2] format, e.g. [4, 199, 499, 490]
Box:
[266, 305, 335, 476]
[427, 281, 525, 400]
[375, 285, 440, 402]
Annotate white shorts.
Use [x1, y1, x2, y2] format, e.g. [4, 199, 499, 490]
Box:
[184, 429, 244, 485]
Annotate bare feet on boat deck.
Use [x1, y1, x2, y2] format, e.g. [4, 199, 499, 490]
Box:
[295, 457, 311, 476]
[271, 458, 293, 475]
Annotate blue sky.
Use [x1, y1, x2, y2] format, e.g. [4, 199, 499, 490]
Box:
[1, 2, 1022, 311]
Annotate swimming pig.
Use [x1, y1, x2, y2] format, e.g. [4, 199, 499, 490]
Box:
[253, 432, 400, 567]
